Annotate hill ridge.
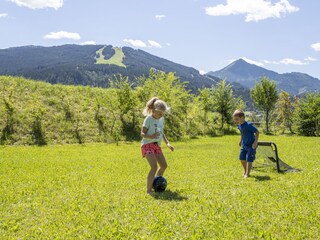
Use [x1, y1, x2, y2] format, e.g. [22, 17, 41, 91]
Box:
[207, 58, 320, 95]
[0, 44, 220, 91]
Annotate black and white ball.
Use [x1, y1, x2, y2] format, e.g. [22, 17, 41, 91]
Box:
[153, 176, 167, 192]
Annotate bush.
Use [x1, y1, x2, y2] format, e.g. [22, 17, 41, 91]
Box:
[293, 93, 320, 136]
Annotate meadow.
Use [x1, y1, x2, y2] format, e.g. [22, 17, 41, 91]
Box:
[0, 135, 319, 239]
[95, 46, 126, 67]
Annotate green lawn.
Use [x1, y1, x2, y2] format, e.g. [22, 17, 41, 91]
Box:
[95, 46, 126, 68]
[0, 136, 319, 239]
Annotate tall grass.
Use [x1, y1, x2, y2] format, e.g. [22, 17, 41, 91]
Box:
[0, 76, 124, 145]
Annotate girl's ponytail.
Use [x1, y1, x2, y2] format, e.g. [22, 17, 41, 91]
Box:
[143, 97, 159, 116]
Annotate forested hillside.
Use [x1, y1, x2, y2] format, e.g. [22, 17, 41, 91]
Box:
[0, 44, 253, 105]
[0, 45, 217, 90]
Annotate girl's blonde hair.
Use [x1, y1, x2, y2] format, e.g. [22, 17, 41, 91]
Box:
[143, 97, 170, 116]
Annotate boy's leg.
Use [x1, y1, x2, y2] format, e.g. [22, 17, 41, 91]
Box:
[240, 160, 247, 175]
[246, 162, 252, 177]
[146, 154, 158, 194]
[239, 147, 247, 175]
[155, 152, 168, 176]
[244, 147, 256, 177]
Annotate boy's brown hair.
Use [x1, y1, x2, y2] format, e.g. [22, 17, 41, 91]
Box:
[233, 109, 245, 118]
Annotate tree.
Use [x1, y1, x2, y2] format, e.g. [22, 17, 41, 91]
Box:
[251, 77, 278, 133]
[236, 98, 247, 111]
[29, 93, 47, 145]
[1, 84, 17, 144]
[198, 88, 213, 132]
[293, 93, 320, 136]
[275, 91, 294, 134]
[211, 80, 236, 131]
[136, 70, 190, 140]
[110, 75, 139, 140]
[94, 88, 122, 144]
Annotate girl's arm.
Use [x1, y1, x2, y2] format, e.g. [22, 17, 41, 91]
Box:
[141, 127, 159, 139]
[163, 133, 174, 151]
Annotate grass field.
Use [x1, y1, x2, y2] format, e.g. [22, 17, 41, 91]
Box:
[95, 46, 126, 68]
[0, 135, 319, 239]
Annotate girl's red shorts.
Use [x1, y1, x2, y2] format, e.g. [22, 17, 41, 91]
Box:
[141, 142, 163, 157]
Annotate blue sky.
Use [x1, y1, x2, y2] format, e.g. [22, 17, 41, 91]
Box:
[1, 0, 320, 78]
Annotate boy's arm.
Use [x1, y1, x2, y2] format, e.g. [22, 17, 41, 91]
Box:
[163, 133, 174, 151]
[239, 136, 242, 147]
[252, 130, 259, 149]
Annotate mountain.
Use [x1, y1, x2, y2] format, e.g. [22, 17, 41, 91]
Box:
[0, 44, 222, 92]
[207, 58, 320, 95]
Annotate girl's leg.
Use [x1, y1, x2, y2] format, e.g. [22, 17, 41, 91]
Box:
[146, 154, 158, 194]
[155, 153, 168, 176]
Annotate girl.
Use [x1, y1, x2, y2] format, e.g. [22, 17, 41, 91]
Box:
[141, 97, 174, 195]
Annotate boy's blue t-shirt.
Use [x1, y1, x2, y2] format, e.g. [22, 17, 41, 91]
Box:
[238, 121, 258, 146]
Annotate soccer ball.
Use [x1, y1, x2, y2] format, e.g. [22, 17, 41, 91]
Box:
[153, 176, 167, 192]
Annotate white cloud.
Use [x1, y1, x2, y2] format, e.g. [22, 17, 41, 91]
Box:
[123, 39, 147, 48]
[0, 13, 8, 18]
[81, 41, 96, 45]
[311, 42, 320, 51]
[263, 59, 280, 64]
[10, 0, 63, 10]
[148, 40, 162, 48]
[304, 56, 317, 62]
[263, 57, 317, 65]
[155, 15, 166, 21]
[199, 70, 206, 75]
[280, 58, 307, 65]
[205, 0, 299, 22]
[230, 56, 313, 67]
[44, 31, 80, 40]
[123, 39, 162, 48]
[241, 57, 264, 66]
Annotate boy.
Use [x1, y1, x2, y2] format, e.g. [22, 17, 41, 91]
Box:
[233, 110, 259, 178]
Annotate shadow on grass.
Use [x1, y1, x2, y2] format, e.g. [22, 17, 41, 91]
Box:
[253, 175, 271, 181]
[153, 190, 188, 201]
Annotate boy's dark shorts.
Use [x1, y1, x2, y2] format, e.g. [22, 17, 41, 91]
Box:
[239, 145, 256, 162]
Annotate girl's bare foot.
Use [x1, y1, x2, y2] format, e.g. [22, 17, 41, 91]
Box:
[146, 191, 155, 196]
[244, 174, 249, 178]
